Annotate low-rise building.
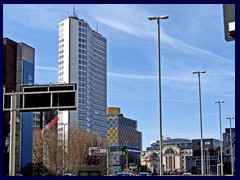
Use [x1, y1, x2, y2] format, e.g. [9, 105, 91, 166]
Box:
[141, 138, 192, 175]
[189, 139, 220, 175]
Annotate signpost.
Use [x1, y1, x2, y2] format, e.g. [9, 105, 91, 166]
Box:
[89, 147, 109, 176]
[3, 83, 77, 176]
[89, 147, 107, 156]
[110, 145, 128, 155]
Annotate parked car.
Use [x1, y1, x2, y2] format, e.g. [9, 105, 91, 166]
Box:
[115, 172, 134, 176]
[137, 172, 151, 176]
[63, 173, 76, 176]
[15, 173, 23, 176]
[183, 172, 192, 176]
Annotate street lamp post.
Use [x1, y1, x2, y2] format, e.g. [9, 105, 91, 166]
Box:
[226, 117, 234, 176]
[148, 15, 169, 176]
[192, 70, 206, 176]
[214, 100, 224, 176]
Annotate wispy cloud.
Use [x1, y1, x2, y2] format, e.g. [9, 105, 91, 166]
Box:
[3, 4, 66, 32]
[35, 66, 58, 71]
[161, 31, 234, 65]
[83, 4, 234, 65]
[108, 72, 157, 80]
[3, 4, 234, 66]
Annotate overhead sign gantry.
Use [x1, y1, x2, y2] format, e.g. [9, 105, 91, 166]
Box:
[3, 83, 77, 176]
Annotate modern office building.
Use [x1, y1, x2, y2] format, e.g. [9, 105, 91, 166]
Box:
[57, 11, 107, 139]
[107, 107, 142, 174]
[3, 38, 35, 175]
[223, 127, 235, 174]
[189, 138, 220, 175]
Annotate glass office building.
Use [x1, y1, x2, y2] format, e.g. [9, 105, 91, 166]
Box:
[3, 38, 35, 174]
[58, 12, 107, 137]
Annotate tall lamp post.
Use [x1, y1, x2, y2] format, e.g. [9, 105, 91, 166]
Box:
[226, 117, 234, 176]
[214, 100, 224, 176]
[148, 15, 169, 176]
[192, 70, 206, 176]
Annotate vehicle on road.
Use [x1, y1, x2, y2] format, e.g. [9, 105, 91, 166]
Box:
[63, 173, 76, 176]
[137, 172, 152, 176]
[115, 172, 134, 176]
[183, 172, 192, 176]
[15, 173, 23, 176]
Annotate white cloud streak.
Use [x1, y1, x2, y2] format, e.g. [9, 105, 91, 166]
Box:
[83, 4, 234, 65]
[108, 72, 157, 80]
[35, 66, 58, 71]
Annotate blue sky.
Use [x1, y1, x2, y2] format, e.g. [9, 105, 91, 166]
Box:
[3, 4, 235, 150]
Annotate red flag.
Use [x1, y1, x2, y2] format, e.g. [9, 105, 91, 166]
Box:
[44, 116, 58, 130]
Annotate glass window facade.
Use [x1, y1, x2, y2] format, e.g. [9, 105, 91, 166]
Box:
[58, 17, 107, 136]
[21, 59, 34, 168]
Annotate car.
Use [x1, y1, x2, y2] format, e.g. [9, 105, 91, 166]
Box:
[183, 172, 192, 176]
[63, 173, 77, 176]
[15, 173, 23, 176]
[115, 172, 134, 176]
[137, 172, 151, 176]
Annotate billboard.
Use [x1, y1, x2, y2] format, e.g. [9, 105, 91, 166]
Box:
[89, 147, 107, 156]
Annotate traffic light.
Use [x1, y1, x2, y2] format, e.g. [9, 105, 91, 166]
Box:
[122, 146, 128, 154]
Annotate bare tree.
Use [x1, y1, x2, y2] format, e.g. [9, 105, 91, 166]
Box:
[66, 123, 101, 172]
[33, 123, 103, 175]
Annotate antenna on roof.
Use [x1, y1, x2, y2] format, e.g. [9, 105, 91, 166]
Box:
[73, 6, 76, 17]
[69, 5, 78, 19]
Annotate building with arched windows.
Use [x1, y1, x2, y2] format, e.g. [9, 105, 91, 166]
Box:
[141, 138, 192, 175]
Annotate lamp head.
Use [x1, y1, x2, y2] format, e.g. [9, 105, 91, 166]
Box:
[214, 100, 224, 104]
[192, 70, 206, 74]
[148, 16, 169, 20]
[160, 15, 169, 19]
[148, 16, 157, 20]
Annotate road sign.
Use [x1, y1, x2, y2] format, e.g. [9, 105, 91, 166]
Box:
[89, 147, 107, 156]
[3, 83, 77, 111]
[223, 4, 235, 42]
[110, 145, 128, 155]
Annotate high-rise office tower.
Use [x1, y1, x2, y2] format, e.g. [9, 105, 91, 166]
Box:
[58, 11, 107, 137]
[3, 38, 35, 174]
